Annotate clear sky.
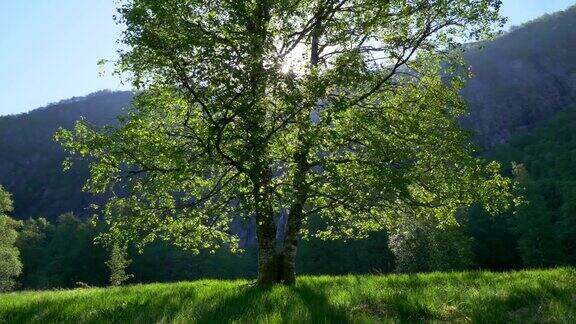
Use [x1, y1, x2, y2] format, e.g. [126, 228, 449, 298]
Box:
[0, 0, 574, 116]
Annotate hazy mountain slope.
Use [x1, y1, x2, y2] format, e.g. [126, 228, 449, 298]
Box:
[461, 5, 576, 147]
[0, 91, 133, 219]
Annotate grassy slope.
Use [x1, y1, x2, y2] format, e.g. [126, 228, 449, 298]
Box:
[1, 268, 575, 323]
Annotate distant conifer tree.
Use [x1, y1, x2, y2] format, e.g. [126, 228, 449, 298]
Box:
[106, 244, 133, 286]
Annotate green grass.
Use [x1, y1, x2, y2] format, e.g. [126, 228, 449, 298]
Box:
[1, 268, 575, 323]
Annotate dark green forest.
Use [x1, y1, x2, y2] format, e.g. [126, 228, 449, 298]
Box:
[13, 212, 396, 289]
[471, 107, 576, 269]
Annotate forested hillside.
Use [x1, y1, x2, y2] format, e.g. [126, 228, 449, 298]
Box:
[471, 106, 576, 269]
[0, 91, 132, 219]
[7, 102, 576, 291]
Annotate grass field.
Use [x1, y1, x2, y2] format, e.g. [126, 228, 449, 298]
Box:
[1, 268, 575, 323]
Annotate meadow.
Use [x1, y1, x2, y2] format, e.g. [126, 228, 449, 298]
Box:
[1, 267, 574, 323]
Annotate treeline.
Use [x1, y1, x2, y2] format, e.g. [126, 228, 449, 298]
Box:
[14, 213, 255, 289]
[2, 209, 397, 290]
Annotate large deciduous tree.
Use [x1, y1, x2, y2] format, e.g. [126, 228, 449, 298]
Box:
[57, 0, 514, 285]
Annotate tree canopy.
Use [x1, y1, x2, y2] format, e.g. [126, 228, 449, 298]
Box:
[57, 0, 514, 285]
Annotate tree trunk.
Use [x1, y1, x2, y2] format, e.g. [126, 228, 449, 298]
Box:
[253, 164, 281, 286]
[256, 202, 304, 286]
[256, 210, 280, 286]
[281, 204, 303, 285]
[256, 1, 319, 286]
[256, 248, 299, 286]
[254, 151, 308, 286]
[256, 210, 299, 286]
[254, 142, 309, 286]
[277, 146, 309, 285]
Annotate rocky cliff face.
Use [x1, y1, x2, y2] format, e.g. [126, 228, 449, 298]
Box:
[461, 5, 576, 148]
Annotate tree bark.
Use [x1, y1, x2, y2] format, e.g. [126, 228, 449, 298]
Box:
[254, 166, 281, 286]
[281, 203, 303, 285]
[256, 227, 280, 286]
[256, 160, 307, 286]
[280, 144, 309, 284]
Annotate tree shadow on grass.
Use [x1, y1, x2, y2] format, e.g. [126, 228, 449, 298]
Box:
[465, 279, 576, 323]
[293, 284, 350, 323]
[193, 283, 350, 323]
[2, 282, 350, 323]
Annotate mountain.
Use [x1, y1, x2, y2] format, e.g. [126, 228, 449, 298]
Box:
[0, 91, 133, 219]
[461, 5, 576, 147]
[1, 6, 575, 220]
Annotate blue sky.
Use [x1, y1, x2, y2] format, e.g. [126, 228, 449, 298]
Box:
[0, 0, 574, 116]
